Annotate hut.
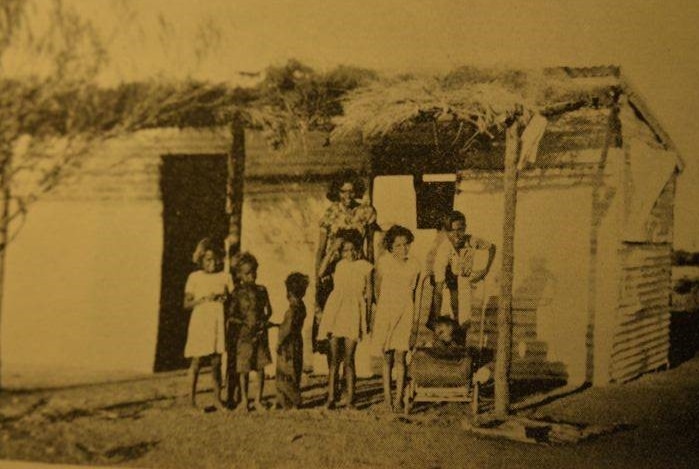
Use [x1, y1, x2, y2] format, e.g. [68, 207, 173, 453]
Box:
[1, 66, 681, 390]
[366, 66, 682, 386]
[0, 123, 369, 386]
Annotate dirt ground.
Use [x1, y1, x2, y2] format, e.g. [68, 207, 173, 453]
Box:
[1, 355, 699, 469]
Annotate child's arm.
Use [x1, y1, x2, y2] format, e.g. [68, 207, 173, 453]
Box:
[183, 293, 198, 310]
[276, 309, 292, 352]
[364, 267, 374, 332]
[262, 286, 273, 322]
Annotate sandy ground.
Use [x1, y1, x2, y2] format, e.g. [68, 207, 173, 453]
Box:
[1, 355, 699, 469]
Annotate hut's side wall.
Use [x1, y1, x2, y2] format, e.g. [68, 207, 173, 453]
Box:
[610, 175, 676, 383]
[608, 103, 677, 383]
[455, 169, 597, 385]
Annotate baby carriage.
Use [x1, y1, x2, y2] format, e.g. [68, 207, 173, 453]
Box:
[403, 275, 492, 415]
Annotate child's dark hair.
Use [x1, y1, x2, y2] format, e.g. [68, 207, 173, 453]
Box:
[383, 225, 415, 251]
[434, 315, 458, 330]
[336, 228, 364, 252]
[233, 251, 259, 274]
[285, 272, 309, 298]
[192, 237, 224, 266]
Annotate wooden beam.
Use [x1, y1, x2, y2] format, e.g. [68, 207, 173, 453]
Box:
[225, 114, 246, 267]
[494, 119, 521, 418]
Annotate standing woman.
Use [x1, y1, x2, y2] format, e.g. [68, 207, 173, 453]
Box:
[313, 170, 377, 358]
[372, 225, 421, 412]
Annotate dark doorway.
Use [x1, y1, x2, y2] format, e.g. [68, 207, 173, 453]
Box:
[154, 154, 228, 372]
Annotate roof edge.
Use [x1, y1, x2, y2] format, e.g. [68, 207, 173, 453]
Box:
[619, 70, 685, 172]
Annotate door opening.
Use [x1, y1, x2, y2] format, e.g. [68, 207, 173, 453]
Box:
[154, 154, 228, 372]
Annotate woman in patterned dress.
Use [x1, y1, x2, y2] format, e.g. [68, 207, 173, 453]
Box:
[313, 171, 377, 358]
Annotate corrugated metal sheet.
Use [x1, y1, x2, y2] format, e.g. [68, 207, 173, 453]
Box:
[610, 243, 671, 383]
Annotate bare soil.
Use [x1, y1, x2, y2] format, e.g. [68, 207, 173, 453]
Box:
[1, 355, 699, 468]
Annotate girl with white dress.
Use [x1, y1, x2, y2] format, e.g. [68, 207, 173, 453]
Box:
[372, 225, 421, 412]
[183, 238, 233, 410]
[317, 229, 373, 409]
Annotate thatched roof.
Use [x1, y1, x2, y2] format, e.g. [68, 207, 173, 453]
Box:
[5, 65, 682, 172]
[331, 65, 683, 173]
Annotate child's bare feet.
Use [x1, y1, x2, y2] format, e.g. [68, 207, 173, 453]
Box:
[253, 401, 267, 412]
[213, 398, 226, 412]
[235, 401, 250, 413]
[339, 398, 356, 410]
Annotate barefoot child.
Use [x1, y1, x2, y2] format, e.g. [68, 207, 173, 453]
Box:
[318, 229, 373, 409]
[372, 225, 421, 412]
[275, 272, 310, 409]
[229, 252, 273, 412]
[183, 238, 232, 410]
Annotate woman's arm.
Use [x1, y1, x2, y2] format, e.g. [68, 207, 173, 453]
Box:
[373, 262, 383, 304]
[364, 267, 374, 331]
[315, 228, 329, 280]
[318, 239, 341, 278]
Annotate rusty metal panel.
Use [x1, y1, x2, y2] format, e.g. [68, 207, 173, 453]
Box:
[611, 243, 671, 383]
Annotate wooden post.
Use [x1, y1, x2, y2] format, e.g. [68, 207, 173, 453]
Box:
[494, 119, 521, 418]
[0, 147, 11, 390]
[225, 113, 246, 266]
[224, 113, 246, 403]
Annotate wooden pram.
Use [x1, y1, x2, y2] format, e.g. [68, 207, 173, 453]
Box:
[403, 275, 491, 415]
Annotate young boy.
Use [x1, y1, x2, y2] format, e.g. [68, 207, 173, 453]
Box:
[228, 252, 273, 412]
[275, 272, 310, 409]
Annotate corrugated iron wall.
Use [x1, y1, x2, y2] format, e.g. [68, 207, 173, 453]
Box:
[611, 243, 672, 382]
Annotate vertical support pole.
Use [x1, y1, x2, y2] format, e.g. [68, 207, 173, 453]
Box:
[494, 119, 521, 418]
[225, 113, 246, 268]
[0, 146, 12, 390]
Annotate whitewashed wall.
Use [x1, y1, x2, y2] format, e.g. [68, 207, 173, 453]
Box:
[454, 172, 595, 384]
[2, 201, 163, 387]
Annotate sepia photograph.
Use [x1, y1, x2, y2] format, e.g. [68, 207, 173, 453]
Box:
[0, 0, 698, 467]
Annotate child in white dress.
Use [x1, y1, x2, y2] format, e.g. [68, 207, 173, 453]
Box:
[372, 225, 421, 412]
[183, 238, 233, 410]
[318, 229, 373, 409]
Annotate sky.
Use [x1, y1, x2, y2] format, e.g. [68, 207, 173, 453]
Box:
[22, 0, 699, 247]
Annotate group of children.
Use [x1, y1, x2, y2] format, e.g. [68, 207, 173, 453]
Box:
[184, 238, 309, 412]
[183, 224, 463, 413]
